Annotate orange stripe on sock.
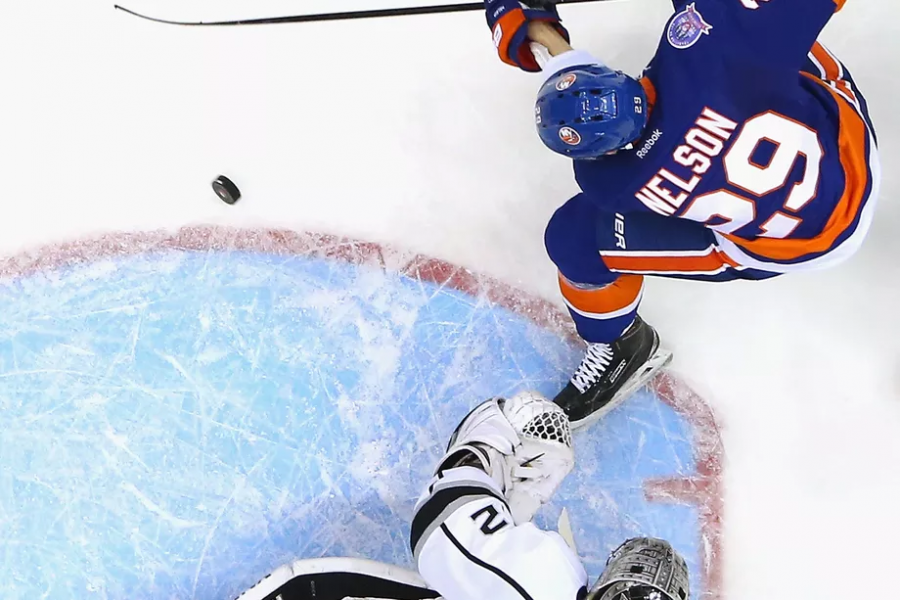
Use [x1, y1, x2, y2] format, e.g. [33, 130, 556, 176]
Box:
[834, 0, 846, 11]
[600, 247, 737, 274]
[722, 77, 869, 262]
[558, 273, 643, 316]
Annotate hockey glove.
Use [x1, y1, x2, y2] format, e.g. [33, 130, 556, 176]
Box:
[437, 393, 574, 524]
[436, 398, 519, 497]
[501, 391, 574, 524]
[485, 0, 570, 72]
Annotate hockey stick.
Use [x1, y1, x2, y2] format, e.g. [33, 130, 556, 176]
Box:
[113, 0, 610, 28]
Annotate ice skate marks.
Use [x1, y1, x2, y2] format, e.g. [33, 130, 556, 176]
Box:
[0, 228, 723, 600]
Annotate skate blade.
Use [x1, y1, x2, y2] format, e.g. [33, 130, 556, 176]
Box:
[569, 348, 674, 431]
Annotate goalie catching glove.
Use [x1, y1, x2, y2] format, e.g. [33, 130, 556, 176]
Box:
[436, 391, 575, 524]
[484, 0, 570, 72]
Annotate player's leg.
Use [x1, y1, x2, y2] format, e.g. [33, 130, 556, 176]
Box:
[544, 195, 667, 428]
[544, 194, 779, 428]
[546, 195, 780, 341]
[235, 557, 438, 600]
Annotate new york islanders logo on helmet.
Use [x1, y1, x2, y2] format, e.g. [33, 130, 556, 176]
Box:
[559, 127, 582, 146]
[667, 3, 712, 50]
[556, 73, 578, 92]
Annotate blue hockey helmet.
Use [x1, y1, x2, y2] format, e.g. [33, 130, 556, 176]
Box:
[535, 62, 649, 160]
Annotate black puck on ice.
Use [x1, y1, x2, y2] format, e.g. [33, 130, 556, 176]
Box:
[212, 175, 241, 205]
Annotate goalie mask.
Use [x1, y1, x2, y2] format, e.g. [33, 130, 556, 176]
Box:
[588, 538, 690, 600]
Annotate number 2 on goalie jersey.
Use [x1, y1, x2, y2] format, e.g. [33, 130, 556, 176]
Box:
[681, 111, 823, 238]
[470, 505, 509, 535]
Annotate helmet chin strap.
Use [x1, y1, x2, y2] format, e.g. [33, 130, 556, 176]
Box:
[604, 143, 636, 156]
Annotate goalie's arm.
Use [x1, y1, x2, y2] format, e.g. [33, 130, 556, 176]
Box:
[411, 466, 587, 600]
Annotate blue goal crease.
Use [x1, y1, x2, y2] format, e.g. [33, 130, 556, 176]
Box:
[0, 250, 703, 600]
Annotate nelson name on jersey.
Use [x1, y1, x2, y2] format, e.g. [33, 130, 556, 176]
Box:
[634, 108, 736, 217]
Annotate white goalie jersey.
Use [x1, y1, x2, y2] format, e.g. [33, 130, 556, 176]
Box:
[410, 393, 587, 600]
[411, 465, 587, 600]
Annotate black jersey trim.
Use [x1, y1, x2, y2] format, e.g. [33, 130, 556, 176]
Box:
[409, 484, 506, 553]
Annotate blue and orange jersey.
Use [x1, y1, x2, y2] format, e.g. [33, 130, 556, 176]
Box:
[573, 0, 879, 270]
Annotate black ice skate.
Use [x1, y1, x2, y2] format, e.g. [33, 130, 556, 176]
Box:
[555, 316, 672, 430]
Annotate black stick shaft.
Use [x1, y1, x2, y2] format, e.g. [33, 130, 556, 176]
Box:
[114, 0, 609, 27]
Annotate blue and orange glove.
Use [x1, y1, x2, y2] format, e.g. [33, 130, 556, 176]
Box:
[485, 0, 570, 72]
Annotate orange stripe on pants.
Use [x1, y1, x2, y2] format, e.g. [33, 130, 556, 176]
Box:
[599, 247, 737, 274]
[558, 273, 643, 317]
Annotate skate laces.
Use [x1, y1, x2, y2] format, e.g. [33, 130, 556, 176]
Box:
[571, 342, 614, 393]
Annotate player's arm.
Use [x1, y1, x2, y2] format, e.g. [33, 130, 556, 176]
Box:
[484, 3, 618, 77]
[527, 21, 573, 57]
[412, 467, 586, 600]
[710, 0, 847, 73]
[410, 394, 585, 600]
[483, 0, 571, 72]
[526, 22, 609, 80]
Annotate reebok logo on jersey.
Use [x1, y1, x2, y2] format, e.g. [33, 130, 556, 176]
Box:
[636, 129, 663, 158]
[634, 108, 737, 217]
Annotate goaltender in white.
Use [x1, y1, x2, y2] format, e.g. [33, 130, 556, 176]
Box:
[236, 392, 691, 600]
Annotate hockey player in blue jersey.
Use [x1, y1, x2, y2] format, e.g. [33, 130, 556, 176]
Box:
[484, 0, 879, 427]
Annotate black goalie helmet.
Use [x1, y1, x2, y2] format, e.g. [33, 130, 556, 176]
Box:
[587, 538, 690, 600]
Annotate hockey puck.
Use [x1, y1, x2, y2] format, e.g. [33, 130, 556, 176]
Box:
[212, 175, 241, 205]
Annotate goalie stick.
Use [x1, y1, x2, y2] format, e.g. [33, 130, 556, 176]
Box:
[113, 0, 612, 28]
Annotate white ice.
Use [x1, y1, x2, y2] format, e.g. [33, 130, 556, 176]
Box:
[2, 1, 899, 599]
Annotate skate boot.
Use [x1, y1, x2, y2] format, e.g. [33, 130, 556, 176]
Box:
[555, 316, 672, 430]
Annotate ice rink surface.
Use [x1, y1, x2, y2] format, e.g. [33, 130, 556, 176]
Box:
[2, 1, 899, 599]
[0, 231, 717, 598]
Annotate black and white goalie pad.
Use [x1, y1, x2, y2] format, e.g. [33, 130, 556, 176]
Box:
[234, 557, 440, 600]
